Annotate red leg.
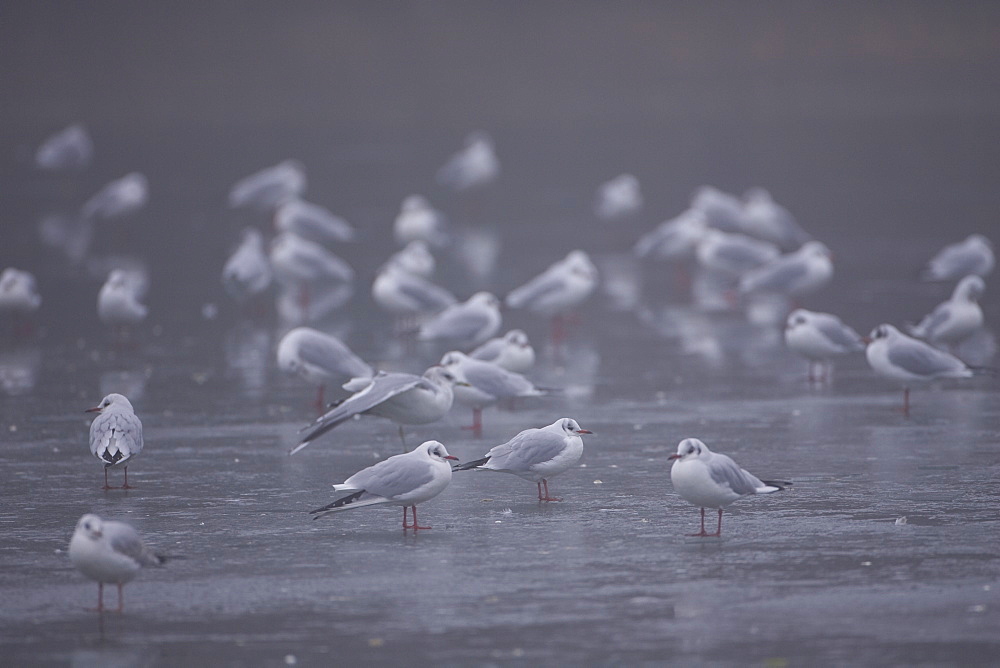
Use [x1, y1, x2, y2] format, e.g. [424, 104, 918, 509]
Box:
[102, 468, 113, 491]
[536, 482, 544, 501]
[714, 508, 723, 537]
[401, 506, 409, 529]
[538, 479, 562, 502]
[115, 583, 124, 613]
[462, 408, 483, 437]
[87, 582, 105, 612]
[121, 466, 133, 490]
[314, 384, 326, 413]
[404, 505, 432, 530]
[689, 508, 712, 537]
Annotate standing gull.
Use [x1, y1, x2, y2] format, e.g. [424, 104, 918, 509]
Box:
[228, 159, 306, 212]
[595, 173, 643, 221]
[906, 275, 985, 347]
[81, 173, 149, 220]
[35, 123, 93, 171]
[277, 327, 373, 409]
[669, 438, 789, 537]
[865, 323, 980, 415]
[470, 329, 535, 374]
[309, 440, 457, 530]
[98, 269, 148, 334]
[394, 195, 450, 247]
[222, 228, 273, 304]
[417, 292, 502, 348]
[441, 351, 546, 437]
[505, 250, 599, 345]
[292, 366, 462, 454]
[87, 393, 143, 489]
[372, 262, 456, 327]
[921, 234, 994, 281]
[274, 198, 355, 245]
[453, 418, 591, 501]
[784, 308, 866, 382]
[738, 241, 833, 297]
[69, 514, 164, 613]
[436, 131, 500, 192]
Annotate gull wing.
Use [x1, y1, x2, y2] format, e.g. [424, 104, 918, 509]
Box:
[707, 453, 766, 496]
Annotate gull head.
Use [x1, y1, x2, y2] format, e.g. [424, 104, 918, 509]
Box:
[75, 514, 104, 540]
[505, 329, 530, 348]
[785, 308, 812, 332]
[425, 364, 468, 387]
[86, 392, 132, 414]
[558, 417, 592, 436]
[956, 275, 985, 301]
[868, 323, 899, 343]
[421, 440, 458, 462]
[669, 437, 708, 461]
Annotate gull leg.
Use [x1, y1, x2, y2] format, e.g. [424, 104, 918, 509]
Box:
[536, 482, 544, 501]
[462, 408, 483, 438]
[121, 466, 133, 490]
[314, 384, 326, 413]
[714, 508, 723, 537]
[102, 468, 113, 491]
[402, 506, 409, 530]
[88, 582, 104, 612]
[689, 508, 711, 537]
[115, 583, 125, 613]
[405, 505, 431, 530]
[398, 425, 407, 449]
[903, 387, 910, 417]
[538, 478, 562, 502]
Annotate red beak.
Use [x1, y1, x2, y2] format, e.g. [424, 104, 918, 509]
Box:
[576, 429, 593, 434]
[84, 406, 102, 413]
[444, 455, 459, 461]
[668, 454, 682, 460]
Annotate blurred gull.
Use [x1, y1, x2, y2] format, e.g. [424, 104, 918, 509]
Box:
[866, 323, 981, 415]
[506, 250, 599, 345]
[270, 233, 354, 323]
[38, 212, 93, 264]
[309, 440, 457, 530]
[739, 241, 833, 297]
[228, 159, 306, 211]
[417, 291, 502, 348]
[81, 173, 149, 220]
[595, 173, 642, 221]
[222, 228, 272, 304]
[292, 366, 462, 454]
[440, 350, 547, 437]
[98, 270, 148, 332]
[921, 234, 994, 281]
[275, 198, 355, 245]
[741, 188, 811, 251]
[784, 308, 866, 382]
[69, 514, 165, 613]
[690, 186, 747, 234]
[35, 123, 93, 171]
[372, 262, 456, 326]
[695, 229, 780, 278]
[470, 329, 535, 374]
[87, 393, 143, 489]
[452, 417, 591, 501]
[669, 438, 790, 537]
[436, 130, 500, 192]
[633, 209, 708, 262]
[277, 327, 373, 408]
[0, 268, 42, 316]
[388, 240, 436, 278]
[394, 195, 449, 247]
[0, 347, 41, 395]
[906, 275, 985, 348]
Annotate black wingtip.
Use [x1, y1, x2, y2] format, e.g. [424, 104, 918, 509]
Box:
[762, 480, 793, 490]
[309, 489, 365, 515]
[452, 456, 491, 472]
[968, 365, 998, 377]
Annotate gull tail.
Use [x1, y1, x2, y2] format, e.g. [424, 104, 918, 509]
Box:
[451, 456, 491, 472]
[760, 479, 793, 493]
[309, 490, 387, 519]
[968, 366, 998, 377]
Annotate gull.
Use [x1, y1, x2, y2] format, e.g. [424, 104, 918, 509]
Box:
[440, 351, 546, 436]
[436, 130, 500, 192]
[388, 240, 436, 278]
[865, 323, 980, 415]
[35, 123, 93, 171]
[505, 250, 599, 345]
[907, 275, 985, 347]
[739, 241, 833, 297]
[69, 514, 165, 613]
[470, 329, 535, 374]
[595, 173, 643, 220]
[690, 186, 747, 234]
[695, 229, 780, 278]
[98, 270, 148, 331]
[784, 308, 866, 382]
[921, 234, 994, 281]
[222, 228, 273, 304]
[291, 366, 462, 454]
[0, 268, 42, 315]
[81, 173, 149, 220]
[394, 195, 450, 247]
[372, 262, 456, 325]
[633, 209, 708, 262]
[740, 188, 811, 251]
[275, 198, 355, 245]
[270, 233, 354, 320]
[228, 159, 306, 212]
[277, 327, 373, 408]
[452, 417, 591, 501]
[417, 292, 502, 348]
[87, 393, 143, 489]
[669, 438, 789, 537]
[309, 440, 457, 530]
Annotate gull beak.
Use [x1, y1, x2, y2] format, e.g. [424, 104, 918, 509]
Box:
[444, 455, 459, 461]
[861, 336, 873, 345]
[455, 381, 472, 387]
[84, 406, 102, 413]
[668, 454, 682, 460]
[576, 429, 593, 435]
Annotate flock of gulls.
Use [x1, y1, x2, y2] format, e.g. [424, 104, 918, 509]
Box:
[4, 124, 995, 613]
